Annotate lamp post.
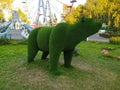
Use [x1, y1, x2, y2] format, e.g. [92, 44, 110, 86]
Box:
[57, 0, 77, 22]
[63, 0, 77, 14]
[70, 0, 77, 3]
[68, 0, 77, 13]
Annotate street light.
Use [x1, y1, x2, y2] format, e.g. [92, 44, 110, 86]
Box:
[67, 0, 77, 13]
[70, 0, 77, 3]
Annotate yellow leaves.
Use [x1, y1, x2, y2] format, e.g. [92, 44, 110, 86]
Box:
[18, 9, 26, 21]
[8, 15, 12, 21]
[112, 11, 117, 18]
[0, 0, 13, 9]
[64, 0, 120, 29]
[64, 7, 77, 24]
[65, 14, 76, 24]
[108, 20, 111, 26]
[110, 36, 120, 44]
[18, 8, 29, 23]
[0, 10, 4, 19]
[0, 0, 14, 4]
[114, 15, 120, 28]
[64, 5, 84, 24]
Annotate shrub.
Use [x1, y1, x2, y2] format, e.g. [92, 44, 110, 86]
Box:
[28, 17, 102, 74]
[109, 36, 120, 44]
[0, 38, 11, 45]
[10, 39, 28, 45]
[99, 32, 111, 38]
[17, 39, 28, 45]
[99, 30, 120, 38]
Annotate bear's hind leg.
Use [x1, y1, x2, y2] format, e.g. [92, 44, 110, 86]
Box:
[41, 52, 49, 60]
[64, 50, 74, 67]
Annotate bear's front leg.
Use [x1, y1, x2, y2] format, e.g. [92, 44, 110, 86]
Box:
[64, 49, 74, 67]
[28, 29, 39, 63]
[28, 44, 38, 63]
[49, 23, 66, 74]
[49, 50, 61, 74]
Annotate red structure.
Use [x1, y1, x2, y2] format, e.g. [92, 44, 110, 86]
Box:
[56, 0, 77, 12]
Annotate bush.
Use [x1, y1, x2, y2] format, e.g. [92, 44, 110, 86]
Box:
[28, 17, 102, 74]
[10, 39, 28, 45]
[17, 39, 28, 45]
[0, 38, 11, 45]
[99, 32, 111, 38]
[109, 36, 120, 44]
[99, 30, 120, 38]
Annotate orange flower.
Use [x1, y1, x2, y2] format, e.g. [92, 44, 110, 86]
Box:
[117, 56, 120, 59]
[102, 49, 109, 55]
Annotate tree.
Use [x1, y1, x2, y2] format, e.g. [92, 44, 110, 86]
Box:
[0, 9, 5, 23]
[0, 10, 4, 19]
[85, 0, 120, 30]
[0, 0, 14, 22]
[64, 7, 76, 24]
[64, 0, 120, 30]
[18, 8, 30, 24]
[64, 5, 85, 24]
[0, 0, 14, 9]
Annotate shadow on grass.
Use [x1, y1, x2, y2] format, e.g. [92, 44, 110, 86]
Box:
[25, 59, 92, 78]
[26, 59, 49, 71]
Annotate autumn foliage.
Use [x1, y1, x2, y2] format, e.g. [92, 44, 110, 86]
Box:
[64, 0, 120, 30]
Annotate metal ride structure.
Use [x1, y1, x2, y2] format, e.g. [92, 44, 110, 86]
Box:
[44, 0, 52, 25]
[0, 21, 11, 38]
[35, 0, 53, 26]
[0, 10, 33, 39]
[22, 0, 53, 27]
[20, 0, 77, 38]
[24, 0, 77, 27]
[0, 10, 20, 39]
[35, 0, 45, 26]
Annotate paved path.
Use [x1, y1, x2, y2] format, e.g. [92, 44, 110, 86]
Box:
[87, 33, 109, 42]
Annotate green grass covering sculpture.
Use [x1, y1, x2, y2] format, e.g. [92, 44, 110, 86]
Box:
[28, 17, 101, 74]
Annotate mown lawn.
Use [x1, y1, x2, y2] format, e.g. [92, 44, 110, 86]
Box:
[0, 41, 120, 90]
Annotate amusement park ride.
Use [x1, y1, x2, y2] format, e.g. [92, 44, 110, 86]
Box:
[23, 0, 77, 26]
[0, 0, 77, 39]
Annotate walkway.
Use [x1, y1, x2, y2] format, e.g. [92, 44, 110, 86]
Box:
[87, 33, 109, 42]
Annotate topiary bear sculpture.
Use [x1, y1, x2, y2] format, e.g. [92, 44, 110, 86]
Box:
[28, 17, 101, 73]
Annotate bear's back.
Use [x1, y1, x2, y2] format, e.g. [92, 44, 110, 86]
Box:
[37, 26, 53, 51]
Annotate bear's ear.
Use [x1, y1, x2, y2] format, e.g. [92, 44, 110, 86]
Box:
[81, 16, 86, 22]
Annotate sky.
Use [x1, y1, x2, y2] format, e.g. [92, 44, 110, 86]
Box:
[12, 0, 86, 23]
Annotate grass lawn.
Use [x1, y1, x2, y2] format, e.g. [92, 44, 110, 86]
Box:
[0, 40, 120, 90]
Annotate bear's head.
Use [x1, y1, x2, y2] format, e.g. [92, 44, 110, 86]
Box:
[75, 17, 102, 38]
